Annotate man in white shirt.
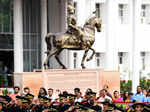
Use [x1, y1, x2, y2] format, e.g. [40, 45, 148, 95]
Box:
[97, 89, 112, 109]
[46, 88, 56, 102]
[74, 88, 83, 102]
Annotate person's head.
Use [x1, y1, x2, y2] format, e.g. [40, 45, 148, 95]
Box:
[113, 90, 119, 98]
[123, 91, 129, 101]
[102, 99, 113, 111]
[133, 103, 145, 112]
[48, 88, 53, 96]
[13, 86, 20, 94]
[85, 88, 92, 94]
[59, 94, 67, 103]
[89, 92, 96, 101]
[22, 97, 30, 108]
[68, 94, 76, 103]
[142, 89, 147, 96]
[74, 88, 80, 96]
[25, 93, 34, 103]
[99, 89, 107, 97]
[16, 96, 22, 106]
[124, 91, 129, 97]
[128, 92, 133, 99]
[39, 87, 47, 96]
[147, 90, 150, 97]
[137, 86, 142, 94]
[23, 87, 30, 94]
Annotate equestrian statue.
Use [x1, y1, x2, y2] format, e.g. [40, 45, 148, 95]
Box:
[44, 3, 101, 69]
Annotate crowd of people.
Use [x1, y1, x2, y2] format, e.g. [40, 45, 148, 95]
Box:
[0, 85, 150, 112]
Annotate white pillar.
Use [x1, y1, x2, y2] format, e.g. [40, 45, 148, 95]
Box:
[129, 0, 134, 80]
[13, 0, 23, 72]
[132, 0, 142, 93]
[41, 0, 47, 69]
[104, 0, 118, 70]
[60, 0, 70, 68]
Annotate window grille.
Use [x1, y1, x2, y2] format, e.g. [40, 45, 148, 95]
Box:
[141, 4, 150, 24]
[96, 52, 100, 67]
[96, 3, 101, 18]
[118, 4, 128, 24]
[73, 52, 77, 69]
[0, 0, 13, 33]
[118, 52, 123, 64]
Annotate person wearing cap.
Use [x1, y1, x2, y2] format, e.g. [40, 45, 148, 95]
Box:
[64, 94, 77, 112]
[12, 96, 24, 112]
[40, 96, 52, 112]
[24, 93, 36, 111]
[0, 95, 11, 111]
[101, 99, 114, 112]
[22, 97, 31, 111]
[68, 94, 76, 104]
[25, 93, 34, 102]
[127, 103, 149, 112]
[32, 95, 45, 112]
[80, 91, 102, 112]
[58, 94, 71, 112]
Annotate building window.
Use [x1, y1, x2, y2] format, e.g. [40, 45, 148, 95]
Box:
[118, 52, 123, 64]
[96, 52, 100, 67]
[23, 0, 41, 72]
[96, 3, 101, 18]
[0, 0, 13, 33]
[118, 4, 128, 24]
[141, 4, 150, 24]
[141, 52, 145, 70]
[73, 52, 77, 69]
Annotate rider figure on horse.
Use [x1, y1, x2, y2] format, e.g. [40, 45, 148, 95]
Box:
[67, 3, 84, 47]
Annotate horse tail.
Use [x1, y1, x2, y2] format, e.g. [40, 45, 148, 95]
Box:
[45, 33, 56, 53]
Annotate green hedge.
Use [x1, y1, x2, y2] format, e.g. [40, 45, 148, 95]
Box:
[120, 77, 150, 93]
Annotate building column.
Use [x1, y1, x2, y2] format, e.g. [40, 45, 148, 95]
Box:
[60, 0, 70, 68]
[41, 0, 47, 69]
[104, 0, 118, 70]
[131, 0, 142, 93]
[13, 0, 23, 72]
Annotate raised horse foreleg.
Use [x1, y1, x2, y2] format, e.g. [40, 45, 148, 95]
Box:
[86, 48, 96, 62]
[55, 49, 66, 69]
[44, 50, 58, 69]
[81, 49, 89, 69]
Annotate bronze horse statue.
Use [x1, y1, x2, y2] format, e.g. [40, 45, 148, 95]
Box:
[44, 16, 101, 69]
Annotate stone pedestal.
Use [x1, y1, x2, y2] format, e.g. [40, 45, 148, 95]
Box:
[14, 69, 120, 96]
